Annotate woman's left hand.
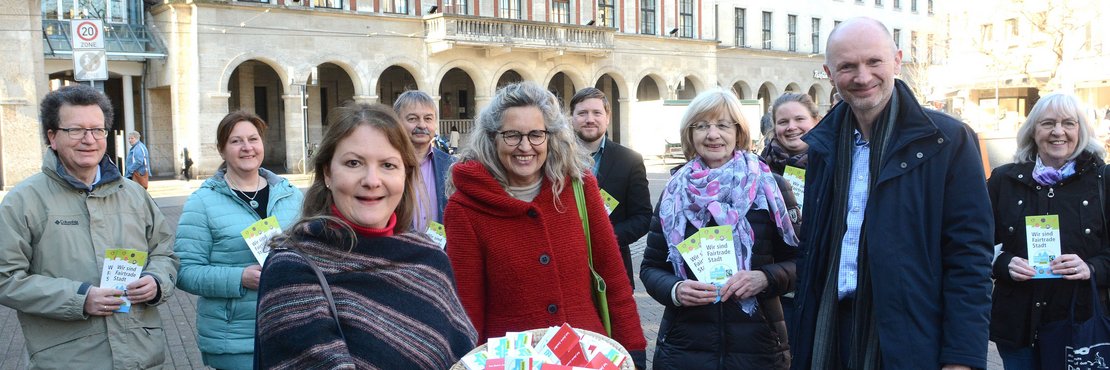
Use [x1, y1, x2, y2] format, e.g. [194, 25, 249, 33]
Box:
[720, 271, 769, 301]
[1051, 254, 1091, 280]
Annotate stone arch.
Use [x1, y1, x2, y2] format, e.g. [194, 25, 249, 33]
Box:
[807, 83, 826, 108]
[311, 59, 365, 97]
[757, 81, 779, 113]
[218, 54, 289, 94]
[376, 64, 422, 107]
[433, 59, 489, 97]
[731, 80, 752, 100]
[785, 82, 802, 94]
[590, 67, 630, 95]
[491, 62, 538, 94]
[370, 57, 428, 97]
[635, 73, 667, 101]
[542, 65, 588, 94]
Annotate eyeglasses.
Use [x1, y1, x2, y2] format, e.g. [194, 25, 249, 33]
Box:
[498, 130, 549, 147]
[56, 127, 108, 140]
[690, 121, 739, 133]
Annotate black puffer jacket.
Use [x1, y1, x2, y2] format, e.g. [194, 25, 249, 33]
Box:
[641, 197, 797, 369]
[989, 152, 1110, 348]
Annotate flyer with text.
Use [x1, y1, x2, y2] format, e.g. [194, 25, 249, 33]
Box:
[241, 216, 282, 265]
[1025, 215, 1062, 279]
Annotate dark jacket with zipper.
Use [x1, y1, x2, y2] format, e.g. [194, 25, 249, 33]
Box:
[790, 80, 994, 369]
[988, 152, 1110, 348]
[641, 175, 797, 370]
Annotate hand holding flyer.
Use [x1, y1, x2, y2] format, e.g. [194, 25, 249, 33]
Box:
[1026, 215, 1062, 279]
[100, 249, 148, 313]
[241, 216, 283, 265]
[675, 226, 737, 303]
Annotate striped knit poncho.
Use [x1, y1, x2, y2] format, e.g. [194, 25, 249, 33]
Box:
[254, 220, 477, 369]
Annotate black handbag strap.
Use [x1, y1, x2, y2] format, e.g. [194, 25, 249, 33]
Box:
[280, 247, 347, 342]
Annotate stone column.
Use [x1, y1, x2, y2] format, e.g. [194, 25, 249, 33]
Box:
[283, 93, 308, 174]
[616, 97, 633, 145]
[0, 1, 46, 189]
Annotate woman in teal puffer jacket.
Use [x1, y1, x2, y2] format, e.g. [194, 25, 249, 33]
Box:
[175, 111, 304, 369]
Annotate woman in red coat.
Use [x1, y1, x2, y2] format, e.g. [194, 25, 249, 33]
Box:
[444, 81, 647, 368]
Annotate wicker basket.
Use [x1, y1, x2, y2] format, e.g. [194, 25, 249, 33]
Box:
[450, 327, 634, 370]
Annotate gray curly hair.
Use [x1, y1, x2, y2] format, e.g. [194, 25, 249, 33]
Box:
[446, 81, 589, 203]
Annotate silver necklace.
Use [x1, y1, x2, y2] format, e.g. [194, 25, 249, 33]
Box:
[228, 175, 262, 209]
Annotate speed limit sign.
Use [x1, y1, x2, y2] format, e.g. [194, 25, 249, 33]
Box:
[71, 19, 104, 49]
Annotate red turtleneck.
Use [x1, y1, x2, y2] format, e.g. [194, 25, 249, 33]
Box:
[330, 204, 395, 238]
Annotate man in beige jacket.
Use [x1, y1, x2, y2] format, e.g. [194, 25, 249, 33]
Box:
[0, 84, 179, 369]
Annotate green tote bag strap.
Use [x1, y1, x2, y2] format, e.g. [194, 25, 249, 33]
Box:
[573, 178, 612, 336]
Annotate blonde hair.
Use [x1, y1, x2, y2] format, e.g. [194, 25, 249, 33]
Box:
[679, 88, 751, 160]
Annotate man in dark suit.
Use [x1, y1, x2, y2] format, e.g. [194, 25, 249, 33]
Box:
[394, 90, 456, 231]
[570, 87, 652, 288]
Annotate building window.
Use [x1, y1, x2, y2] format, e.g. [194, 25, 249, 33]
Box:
[553, 0, 570, 23]
[894, 0, 900, 9]
[811, 17, 820, 53]
[445, 0, 469, 14]
[834, 20, 841, 28]
[911, 0, 917, 12]
[384, 0, 408, 13]
[44, 0, 133, 22]
[979, 23, 992, 45]
[762, 11, 772, 49]
[735, 8, 746, 47]
[599, 0, 616, 28]
[679, 0, 694, 38]
[1005, 18, 1018, 38]
[893, 28, 901, 49]
[640, 0, 656, 34]
[875, 0, 882, 6]
[500, 0, 521, 19]
[787, 14, 797, 52]
[927, 0, 933, 14]
[313, 0, 343, 8]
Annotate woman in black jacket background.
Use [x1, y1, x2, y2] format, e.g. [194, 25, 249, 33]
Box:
[989, 92, 1110, 369]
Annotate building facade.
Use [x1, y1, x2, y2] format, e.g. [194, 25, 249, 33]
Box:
[2, 0, 936, 187]
[934, 0, 1109, 134]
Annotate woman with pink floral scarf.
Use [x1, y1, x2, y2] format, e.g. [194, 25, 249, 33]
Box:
[640, 88, 799, 370]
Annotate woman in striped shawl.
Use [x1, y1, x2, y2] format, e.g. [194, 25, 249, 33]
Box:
[254, 103, 477, 369]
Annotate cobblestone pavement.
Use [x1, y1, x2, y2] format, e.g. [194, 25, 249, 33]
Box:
[0, 160, 1002, 369]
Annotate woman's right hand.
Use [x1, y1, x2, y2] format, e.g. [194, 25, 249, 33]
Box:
[242, 265, 262, 289]
[676, 280, 720, 307]
[1008, 256, 1035, 282]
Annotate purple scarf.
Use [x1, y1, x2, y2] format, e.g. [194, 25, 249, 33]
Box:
[1032, 156, 1076, 186]
[659, 151, 799, 314]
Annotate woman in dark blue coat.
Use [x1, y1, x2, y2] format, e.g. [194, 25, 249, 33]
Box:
[641, 88, 799, 370]
[989, 93, 1110, 369]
